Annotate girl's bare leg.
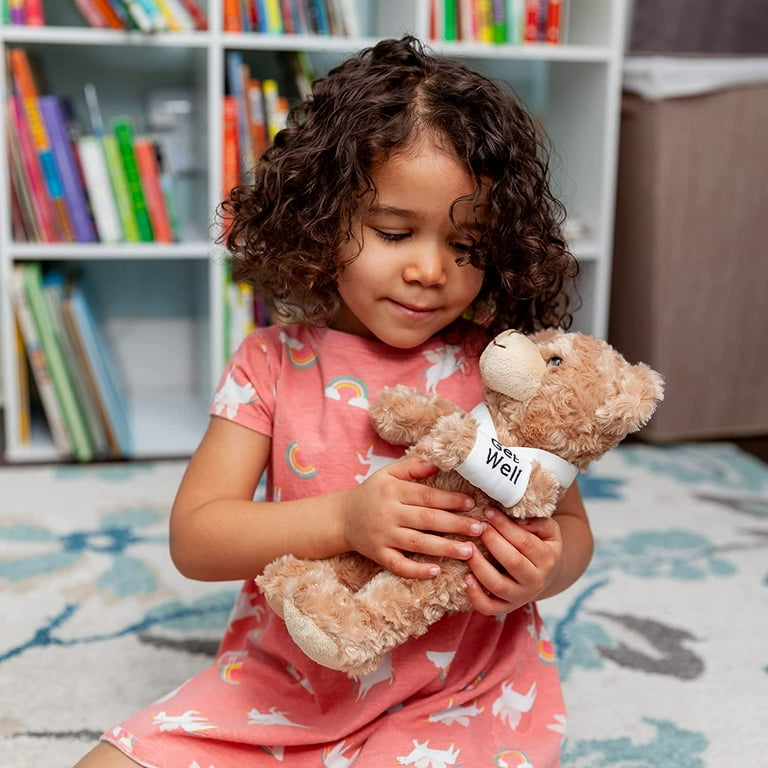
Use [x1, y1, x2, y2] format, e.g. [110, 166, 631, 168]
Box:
[74, 741, 144, 768]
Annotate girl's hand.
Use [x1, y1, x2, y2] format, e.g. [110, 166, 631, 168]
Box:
[342, 455, 486, 580]
[463, 507, 563, 616]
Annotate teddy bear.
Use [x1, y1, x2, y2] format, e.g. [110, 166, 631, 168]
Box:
[256, 329, 664, 677]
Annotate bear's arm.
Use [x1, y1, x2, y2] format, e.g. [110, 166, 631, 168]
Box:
[370, 385, 465, 446]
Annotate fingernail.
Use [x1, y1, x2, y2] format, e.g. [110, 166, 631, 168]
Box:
[469, 522, 484, 535]
[464, 498, 476, 510]
[484, 508, 497, 520]
[428, 565, 440, 576]
[458, 544, 472, 558]
[465, 574, 476, 588]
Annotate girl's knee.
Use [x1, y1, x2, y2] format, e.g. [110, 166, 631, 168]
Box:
[73, 741, 141, 768]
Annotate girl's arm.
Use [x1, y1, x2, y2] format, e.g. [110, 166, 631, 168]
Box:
[463, 481, 593, 615]
[169, 416, 486, 582]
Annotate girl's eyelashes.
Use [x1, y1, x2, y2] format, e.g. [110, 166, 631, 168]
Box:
[373, 229, 409, 242]
[371, 229, 474, 254]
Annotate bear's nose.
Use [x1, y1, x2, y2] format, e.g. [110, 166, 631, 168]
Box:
[479, 331, 546, 401]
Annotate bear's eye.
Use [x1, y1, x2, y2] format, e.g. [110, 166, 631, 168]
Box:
[547, 356, 563, 366]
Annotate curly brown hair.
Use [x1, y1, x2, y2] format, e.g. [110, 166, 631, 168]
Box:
[220, 35, 578, 340]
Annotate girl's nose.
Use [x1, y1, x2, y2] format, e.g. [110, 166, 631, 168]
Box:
[402, 247, 447, 287]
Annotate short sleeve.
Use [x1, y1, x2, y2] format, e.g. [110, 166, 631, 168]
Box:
[209, 330, 278, 437]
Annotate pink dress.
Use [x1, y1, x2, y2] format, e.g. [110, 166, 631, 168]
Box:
[103, 324, 566, 767]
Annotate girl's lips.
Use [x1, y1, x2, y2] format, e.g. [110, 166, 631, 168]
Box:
[388, 299, 438, 318]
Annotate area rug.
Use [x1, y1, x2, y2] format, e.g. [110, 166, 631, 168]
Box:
[1, 443, 766, 767]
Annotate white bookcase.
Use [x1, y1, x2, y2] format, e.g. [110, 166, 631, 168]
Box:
[0, 0, 628, 463]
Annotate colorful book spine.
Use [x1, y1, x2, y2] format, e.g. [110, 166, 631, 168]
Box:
[226, 51, 254, 178]
[39, 95, 99, 243]
[8, 48, 75, 242]
[23, 0, 45, 25]
[43, 271, 110, 457]
[74, 0, 111, 27]
[77, 134, 123, 243]
[177, 0, 208, 29]
[222, 0, 242, 31]
[102, 133, 141, 242]
[116, 0, 156, 31]
[113, 118, 154, 241]
[64, 283, 133, 457]
[21, 263, 93, 462]
[546, 0, 562, 43]
[222, 95, 240, 198]
[90, 0, 125, 27]
[134, 138, 174, 242]
[10, 265, 73, 457]
[8, 93, 58, 242]
[8, 0, 25, 25]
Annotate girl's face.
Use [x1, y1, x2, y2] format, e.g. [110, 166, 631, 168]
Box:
[331, 136, 485, 348]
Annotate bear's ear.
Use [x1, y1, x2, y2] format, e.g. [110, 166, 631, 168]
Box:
[595, 363, 665, 437]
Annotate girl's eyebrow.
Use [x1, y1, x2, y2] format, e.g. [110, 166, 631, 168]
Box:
[368, 204, 422, 220]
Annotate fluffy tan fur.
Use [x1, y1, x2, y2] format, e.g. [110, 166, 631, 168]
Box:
[257, 329, 664, 677]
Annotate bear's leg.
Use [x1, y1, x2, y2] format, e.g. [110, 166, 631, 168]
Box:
[285, 558, 472, 677]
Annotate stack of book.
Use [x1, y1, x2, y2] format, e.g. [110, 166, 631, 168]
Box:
[10, 263, 133, 462]
[223, 0, 361, 35]
[6, 48, 180, 245]
[2, 0, 45, 25]
[222, 50, 310, 193]
[432, 0, 565, 45]
[69, 0, 207, 31]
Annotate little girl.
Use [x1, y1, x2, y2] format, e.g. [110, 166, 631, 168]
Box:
[76, 36, 591, 768]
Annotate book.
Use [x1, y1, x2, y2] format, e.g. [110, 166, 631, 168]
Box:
[14, 319, 31, 444]
[10, 265, 73, 457]
[226, 50, 253, 178]
[134, 137, 174, 242]
[23, 0, 45, 25]
[73, 0, 112, 27]
[113, 118, 154, 241]
[39, 95, 99, 243]
[177, 0, 207, 29]
[43, 271, 110, 457]
[63, 282, 133, 457]
[222, 0, 242, 31]
[245, 79, 268, 160]
[91, 0, 126, 27]
[115, 0, 157, 31]
[222, 94, 239, 198]
[7, 48, 75, 242]
[103, 134, 141, 241]
[20, 263, 93, 462]
[157, 0, 196, 30]
[545, 0, 562, 44]
[7, 93, 57, 242]
[76, 134, 123, 243]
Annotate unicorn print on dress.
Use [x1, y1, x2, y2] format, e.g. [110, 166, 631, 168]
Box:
[152, 711, 216, 734]
[421, 345, 469, 393]
[322, 740, 362, 767]
[396, 740, 461, 767]
[354, 652, 393, 700]
[425, 650, 455, 680]
[212, 369, 258, 419]
[492, 681, 538, 729]
[428, 698, 484, 727]
[354, 445, 397, 483]
[247, 707, 310, 728]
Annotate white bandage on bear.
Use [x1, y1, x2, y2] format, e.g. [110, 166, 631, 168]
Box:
[455, 403, 578, 509]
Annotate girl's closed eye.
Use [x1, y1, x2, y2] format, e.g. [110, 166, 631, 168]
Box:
[373, 229, 410, 243]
